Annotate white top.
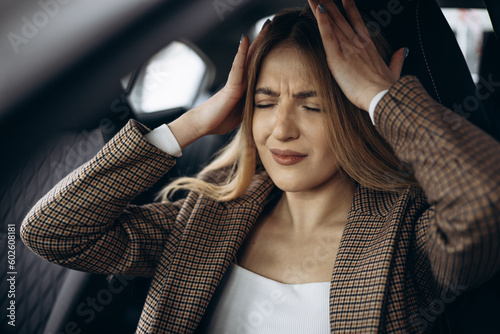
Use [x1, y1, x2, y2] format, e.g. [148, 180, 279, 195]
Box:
[200, 263, 331, 334]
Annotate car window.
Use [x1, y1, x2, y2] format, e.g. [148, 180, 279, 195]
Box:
[122, 41, 213, 114]
[442, 8, 493, 82]
[251, 15, 274, 39]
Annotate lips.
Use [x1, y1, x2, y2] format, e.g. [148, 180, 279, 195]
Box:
[270, 149, 307, 166]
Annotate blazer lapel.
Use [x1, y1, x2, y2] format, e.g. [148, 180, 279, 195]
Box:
[329, 184, 401, 332]
[159, 171, 275, 332]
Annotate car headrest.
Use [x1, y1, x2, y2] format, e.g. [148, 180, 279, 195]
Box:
[361, 0, 493, 135]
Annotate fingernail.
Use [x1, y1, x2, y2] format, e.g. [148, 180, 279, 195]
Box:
[403, 47, 410, 59]
[318, 3, 325, 13]
[240, 34, 245, 44]
[261, 19, 271, 31]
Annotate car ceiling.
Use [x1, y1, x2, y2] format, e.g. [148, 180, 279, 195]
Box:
[0, 0, 495, 147]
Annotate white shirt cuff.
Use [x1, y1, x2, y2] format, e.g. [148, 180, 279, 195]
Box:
[368, 90, 389, 125]
[144, 124, 183, 157]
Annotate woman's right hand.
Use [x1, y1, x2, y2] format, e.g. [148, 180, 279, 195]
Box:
[168, 25, 269, 149]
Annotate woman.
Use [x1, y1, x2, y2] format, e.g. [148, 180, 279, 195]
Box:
[21, 0, 500, 333]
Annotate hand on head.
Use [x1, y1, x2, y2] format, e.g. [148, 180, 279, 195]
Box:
[169, 23, 269, 149]
[308, 0, 406, 111]
[187, 23, 270, 137]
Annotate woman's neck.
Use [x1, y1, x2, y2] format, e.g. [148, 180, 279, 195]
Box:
[272, 176, 356, 233]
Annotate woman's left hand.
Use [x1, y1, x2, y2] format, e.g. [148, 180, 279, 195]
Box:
[308, 0, 406, 112]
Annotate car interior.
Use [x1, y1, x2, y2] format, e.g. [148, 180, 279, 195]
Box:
[1, 0, 499, 333]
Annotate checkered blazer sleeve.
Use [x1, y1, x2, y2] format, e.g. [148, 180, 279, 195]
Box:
[21, 119, 182, 277]
[375, 76, 500, 291]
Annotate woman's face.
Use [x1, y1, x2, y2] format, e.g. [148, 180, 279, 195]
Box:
[252, 45, 340, 193]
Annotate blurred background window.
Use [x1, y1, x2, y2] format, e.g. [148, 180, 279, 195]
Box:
[441, 8, 493, 82]
[123, 41, 212, 114]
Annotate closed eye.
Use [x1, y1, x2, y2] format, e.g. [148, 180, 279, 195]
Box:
[255, 104, 275, 109]
[304, 106, 321, 112]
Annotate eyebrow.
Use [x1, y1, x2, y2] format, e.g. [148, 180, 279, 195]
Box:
[255, 87, 317, 99]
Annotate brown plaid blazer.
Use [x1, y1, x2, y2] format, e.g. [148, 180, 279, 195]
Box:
[21, 76, 500, 333]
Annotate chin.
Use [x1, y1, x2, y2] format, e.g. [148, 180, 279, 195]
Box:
[266, 167, 343, 194]
[268, 174, 313, 193]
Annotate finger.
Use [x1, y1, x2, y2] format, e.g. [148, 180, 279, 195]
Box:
[342, 0, 371, 42]
[307, 0, 320, 17]
[331, 0, 379, 61]
[388, 47, 407, 78]
[314, 4, 342, 58]
[226, 35, 250, 87]
[310, 1, 365, 55]
[321, 0, 359, 43]
[320, 3, 363, 58]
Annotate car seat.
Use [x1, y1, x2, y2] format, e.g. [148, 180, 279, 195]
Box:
[2, 0, 498, 333]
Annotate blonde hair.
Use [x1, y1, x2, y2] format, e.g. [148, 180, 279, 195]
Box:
[158, 7, 417, 203]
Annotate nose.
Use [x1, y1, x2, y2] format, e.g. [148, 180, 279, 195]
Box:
[271, 103, 300, 141]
